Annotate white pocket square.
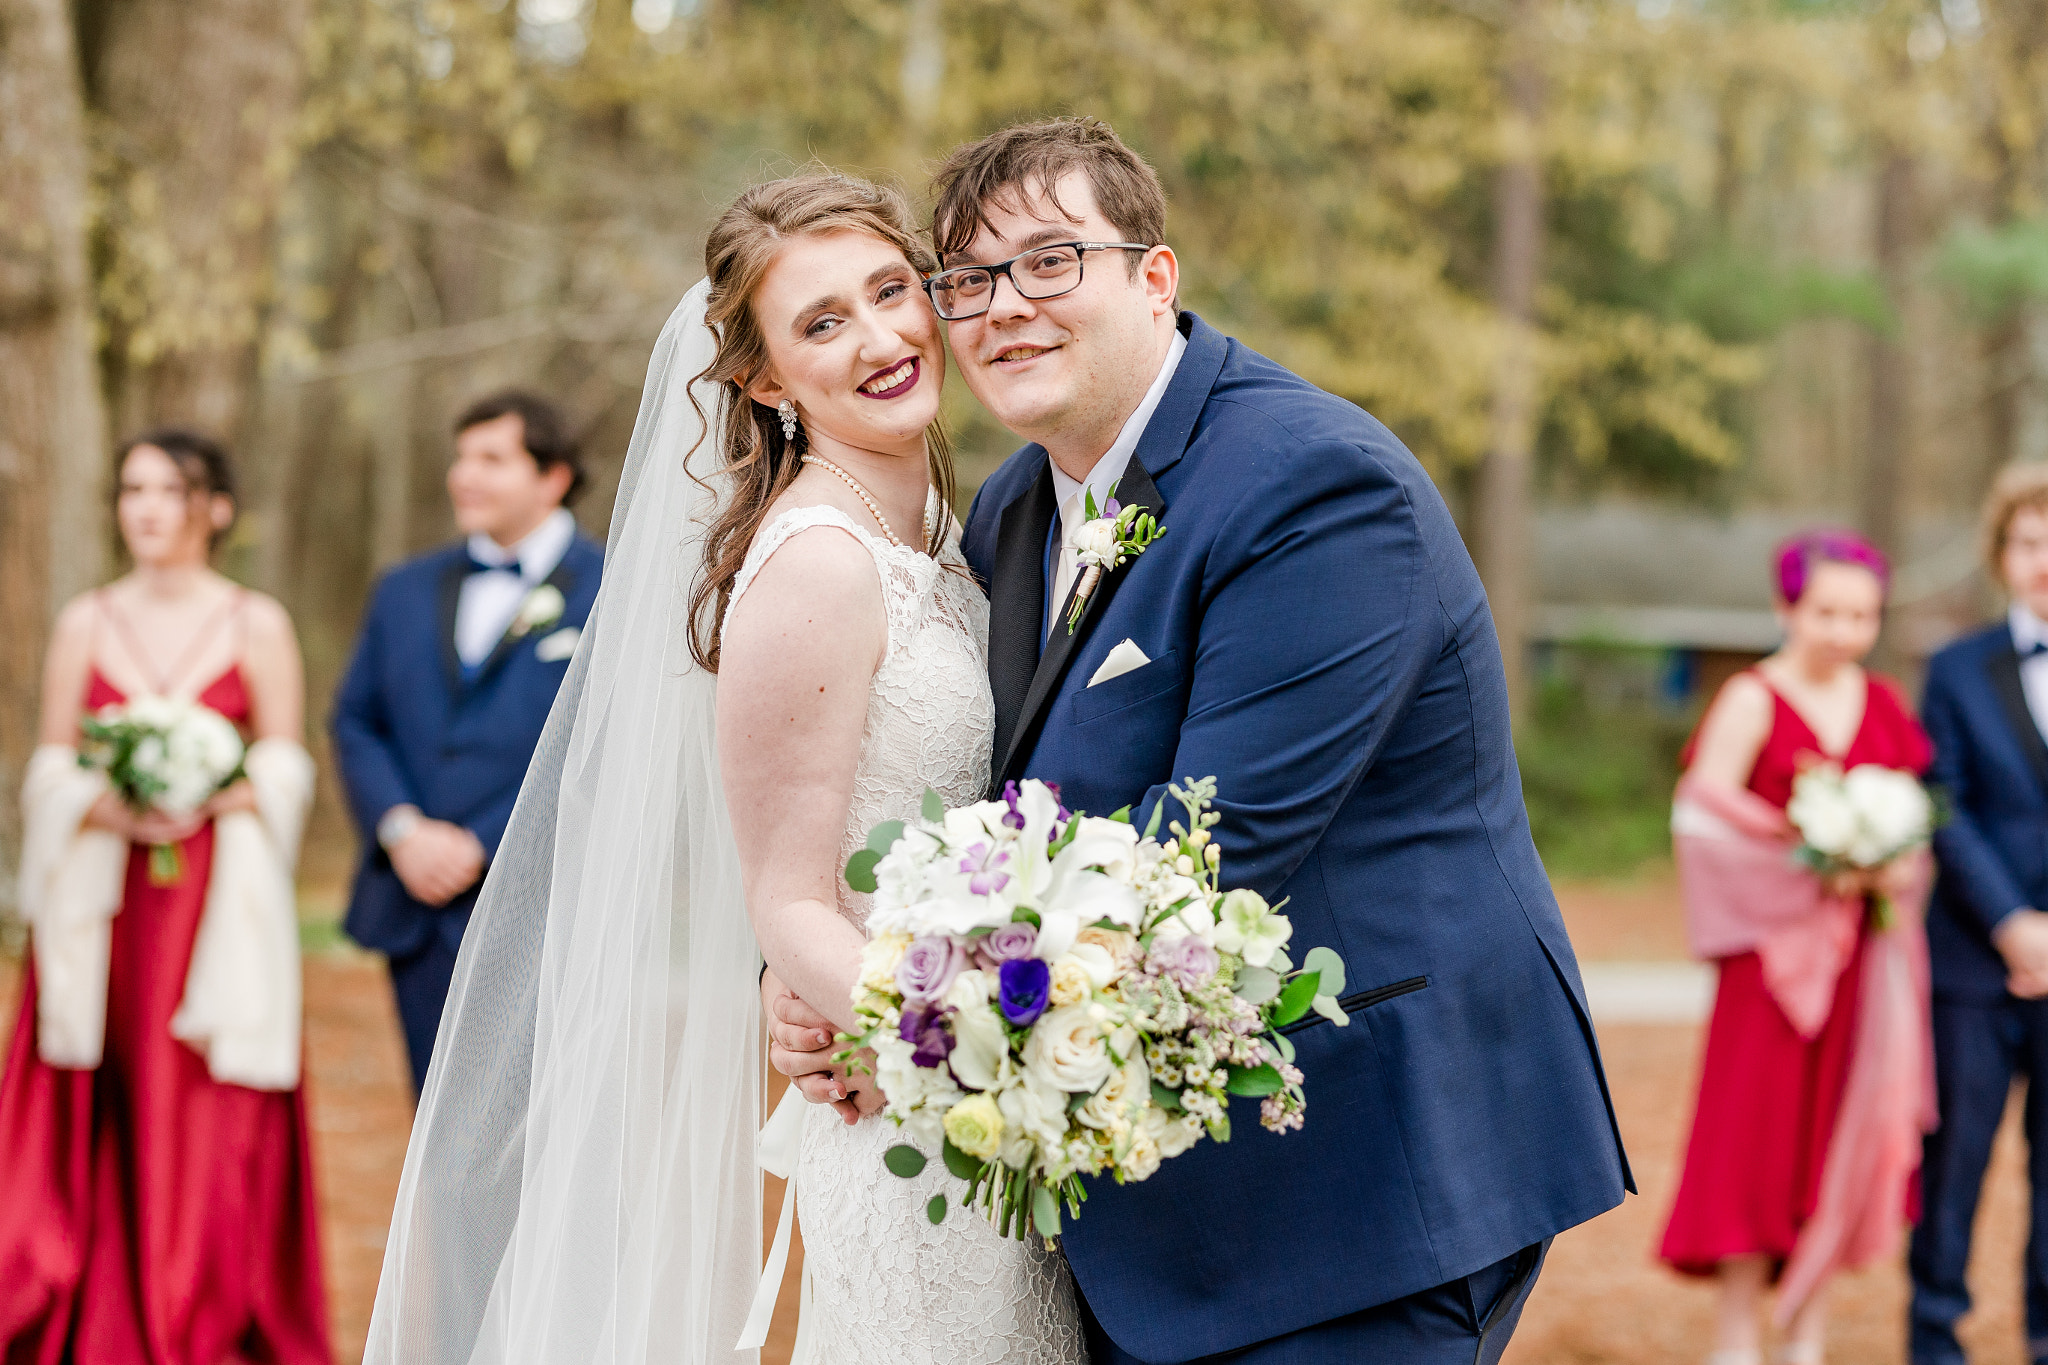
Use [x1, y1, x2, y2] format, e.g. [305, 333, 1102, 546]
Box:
[534, 626, 580, 662]
[1088, 638, 1151, 687]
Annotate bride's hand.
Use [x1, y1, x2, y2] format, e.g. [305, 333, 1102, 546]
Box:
[764, 971, 873, 1123]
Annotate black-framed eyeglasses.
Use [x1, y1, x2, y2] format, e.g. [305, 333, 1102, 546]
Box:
[922, 241, 1151, 321]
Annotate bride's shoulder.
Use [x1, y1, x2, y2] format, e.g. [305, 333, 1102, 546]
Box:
[726, 506, 885, 620]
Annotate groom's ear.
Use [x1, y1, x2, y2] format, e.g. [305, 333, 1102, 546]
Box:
[1141, 244, 1180, 317]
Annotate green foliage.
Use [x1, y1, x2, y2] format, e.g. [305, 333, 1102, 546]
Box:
[1938, 219, 2048, 322]
[883, 1144, 928, 1178]
[1517, 663, 1693, 880]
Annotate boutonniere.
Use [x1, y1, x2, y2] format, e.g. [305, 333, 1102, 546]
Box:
[1065, 487, 1165, 633]
[510, 583, 566, 639]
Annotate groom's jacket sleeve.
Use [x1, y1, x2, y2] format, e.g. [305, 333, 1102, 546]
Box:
[1925, 652, 2031, 935]
[464, 784, 520, 863]
[330, 577, 420, 839]
[1136, 435, 1437, 896]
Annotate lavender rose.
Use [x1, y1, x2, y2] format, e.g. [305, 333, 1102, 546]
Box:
[997, 957, 1052, 1027]
[1148, 934, 1219, 988]
[895, 935, 966, 1004]
[898, 1002, 956, 1069]
[974, 921, 1039, 972]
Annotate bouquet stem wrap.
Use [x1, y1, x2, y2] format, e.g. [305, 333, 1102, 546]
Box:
[1671, 773, 1935, 1320]
[17, 739, 315, 1089]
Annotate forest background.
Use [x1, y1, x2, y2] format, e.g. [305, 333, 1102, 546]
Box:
[4, 0, 2048, 921]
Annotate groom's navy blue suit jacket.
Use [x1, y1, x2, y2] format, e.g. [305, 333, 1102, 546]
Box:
[331, 534, 602, 959]
[1922, 623, 2048, 1000]
[962, 314, 1631, 1362]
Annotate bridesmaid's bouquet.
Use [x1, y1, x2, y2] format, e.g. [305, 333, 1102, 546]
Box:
[839, 776, 1348, 1243]
[79, 696, 246, 884]
[1786, 761, 1936, 927]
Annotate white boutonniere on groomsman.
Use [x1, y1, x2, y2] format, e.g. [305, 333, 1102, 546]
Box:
[1064, 487, 1165, 633]
[509, 584, 566, 640]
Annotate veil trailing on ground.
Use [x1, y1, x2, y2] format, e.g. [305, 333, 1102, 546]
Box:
[364, 279, 765, 1364]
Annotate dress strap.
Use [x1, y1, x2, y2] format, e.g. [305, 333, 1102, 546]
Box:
[99, 585, 244, 697]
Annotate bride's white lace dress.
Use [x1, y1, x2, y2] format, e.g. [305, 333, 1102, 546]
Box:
[728, 505, 1085, 1365]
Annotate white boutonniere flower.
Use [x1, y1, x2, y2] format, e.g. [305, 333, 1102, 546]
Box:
[510, 583, 566, 639]
[1064, 487, 1165, 633]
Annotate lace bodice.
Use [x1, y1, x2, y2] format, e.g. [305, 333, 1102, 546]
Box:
[726, 503, 1082, 1365]
[727, 504, 995, 929]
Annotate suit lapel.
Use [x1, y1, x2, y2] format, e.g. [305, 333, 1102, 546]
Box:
[995, 457, 1167, 786]
[1985, 639, 2048, 794]
[472, 557, 580, 690]
[988, 466, 1056, 774]
[436, 556, 467, 696]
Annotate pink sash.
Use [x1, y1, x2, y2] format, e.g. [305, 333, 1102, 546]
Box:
[1671, 774, 1936, 1318]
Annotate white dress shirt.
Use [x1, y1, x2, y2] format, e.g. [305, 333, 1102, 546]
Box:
[456, 508, 577, 668]
[2013, 604, 2048, 744]
[1046, 329, 1188, 635]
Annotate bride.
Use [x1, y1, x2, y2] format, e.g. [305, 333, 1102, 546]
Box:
[364, 173, 1083, 1364]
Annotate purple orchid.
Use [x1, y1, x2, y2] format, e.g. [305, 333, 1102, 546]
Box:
[898, 1002, 955, 1069]
[959, 842, 1012, 896]
[997, 957, 1052, 1027]
[895, 935, 966, 1004]
[974, 921, 1039, 972]
[998, 780, 1028, 831]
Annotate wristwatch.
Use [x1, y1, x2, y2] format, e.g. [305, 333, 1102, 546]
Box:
[377, 803, 424, 851]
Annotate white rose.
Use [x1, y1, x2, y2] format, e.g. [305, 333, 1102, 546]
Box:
[513, 584, 566, 636]
[1141, 1105, 1204, 1158]
[1844, 765, 1932, 852]
[859, 933, 911, 992]
[1067, 517, 1122, 567]
[1149, 899, 1217, 946]
[1024, 1004, 1114, 1094]
[1120, 1124, 1162, 1181]
[948, 1000, 1010, 1091]
[1078, 1055, 1148, 1131]
[1787, 771, 1858, 858]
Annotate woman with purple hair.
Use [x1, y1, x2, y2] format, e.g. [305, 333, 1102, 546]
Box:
[1659, 530, 1933, 1365]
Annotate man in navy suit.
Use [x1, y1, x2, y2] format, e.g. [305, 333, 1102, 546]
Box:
[770, 118, 1629, 1364]
[1911, 465, 2048, 1365]
[332, 391, 602, 1094]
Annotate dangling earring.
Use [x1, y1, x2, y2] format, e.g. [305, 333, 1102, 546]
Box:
[778, 399, 800, 443]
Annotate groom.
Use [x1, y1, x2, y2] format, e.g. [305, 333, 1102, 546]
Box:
[772, 118, 1630, 1363]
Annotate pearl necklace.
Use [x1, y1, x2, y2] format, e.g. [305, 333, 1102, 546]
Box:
[801, 455, 928, 550]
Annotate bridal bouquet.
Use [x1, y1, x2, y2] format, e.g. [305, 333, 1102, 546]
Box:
[79, 696, 246, 884]
[1786, 761, 1936, 928]
[839, 776, 1348, 1243]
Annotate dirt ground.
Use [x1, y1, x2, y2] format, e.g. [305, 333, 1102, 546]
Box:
[0, 874, 2038, 1365]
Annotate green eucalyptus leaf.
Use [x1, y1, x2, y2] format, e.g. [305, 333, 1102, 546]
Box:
[1233, 965, 1282, 1005]
[1270, 970, 1322, 1027]
[1225, 1063, 1284, 1097]
[926, 1194, 947, 1224]
[883, 1144, 928, 1179]
[1266, 949, 1292, 974]
[942, 1138, 982, 1180]
[1313, 994, 1351, 1027]
[866, 820, 906, 855]
[844, 849, 882, 894]
[1032, 1182, 1062, 1239]
[1302, 946, 1346, 998]
[922, 789, 945, 822]
[1151, 1081, 1184, 1112]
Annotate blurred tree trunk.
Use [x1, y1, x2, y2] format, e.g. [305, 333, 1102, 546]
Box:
[1475, 0, 1545, 721]
[0, 0, 110, 910]
[1979, 0, 2048, 467]
[94, 0, 311, 445]
[1861, 147, 1915, 559]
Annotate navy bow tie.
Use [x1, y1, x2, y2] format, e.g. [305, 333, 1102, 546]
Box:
[2024, 639, 2048, 658]
[465, 552, 521, 577]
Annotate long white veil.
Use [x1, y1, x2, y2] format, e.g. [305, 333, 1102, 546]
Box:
[364, 279, 765, 1364]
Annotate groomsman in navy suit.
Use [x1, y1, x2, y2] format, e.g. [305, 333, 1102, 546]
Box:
[1913, 463, 2048, 1365]
[332, 391, 602, 1093]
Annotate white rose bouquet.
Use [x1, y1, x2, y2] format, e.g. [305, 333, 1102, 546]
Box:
[79, 695, 246, 884]
[838, 776, 1349, 1243]
[1786, 761, 1937, 927]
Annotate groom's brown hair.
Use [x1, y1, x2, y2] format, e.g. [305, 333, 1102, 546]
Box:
[930, 117, 1167, 272]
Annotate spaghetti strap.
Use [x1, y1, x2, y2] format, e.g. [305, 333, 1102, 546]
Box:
[99, 585, 245, 698]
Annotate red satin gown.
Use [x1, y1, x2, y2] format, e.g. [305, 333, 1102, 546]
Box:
[0, 667, 330, 1365]
[1659, 669, 1933, 1276]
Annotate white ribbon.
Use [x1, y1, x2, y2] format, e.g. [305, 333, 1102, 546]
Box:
[737, 1084, 808, 1350]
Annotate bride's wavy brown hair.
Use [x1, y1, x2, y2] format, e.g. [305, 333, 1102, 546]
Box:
[686, 171, 956, 673]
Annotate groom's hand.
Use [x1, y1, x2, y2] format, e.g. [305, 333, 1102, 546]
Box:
[389, 819, 486, 906]
[763, 971, 881, 1124]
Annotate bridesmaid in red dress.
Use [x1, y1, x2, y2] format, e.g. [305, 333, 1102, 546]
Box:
[1660, 530, 1933, 1365]
[0, 432, 330, 1364]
